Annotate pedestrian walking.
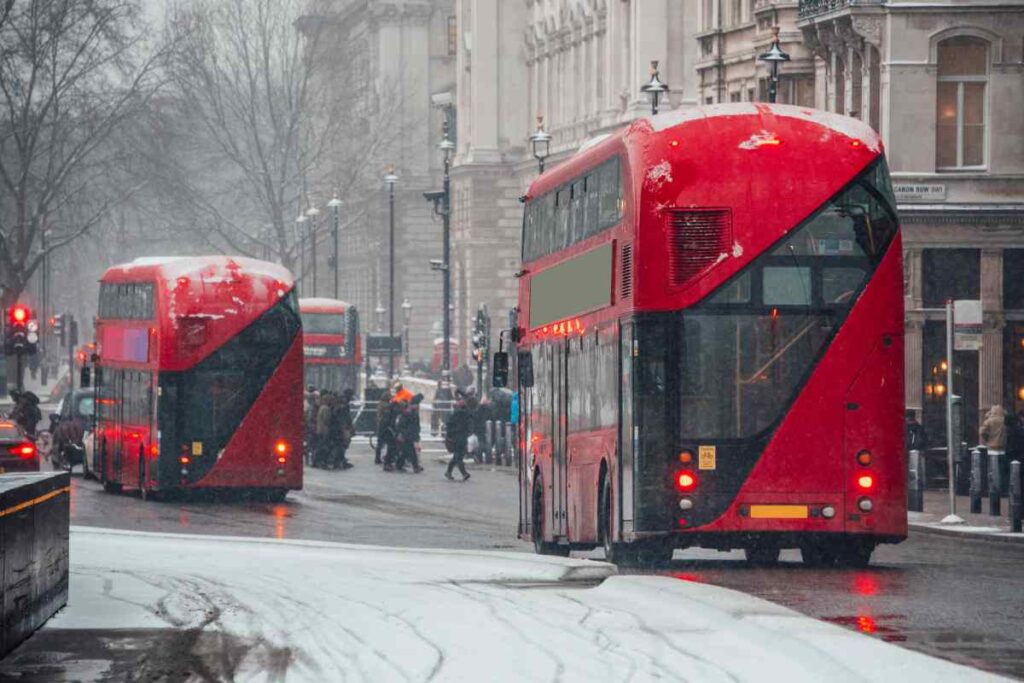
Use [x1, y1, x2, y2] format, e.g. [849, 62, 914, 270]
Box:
[980, 405, 1008, 455]
[395, 394, 425, 473]
[315, 391, 334, 468]
[375, 387, 393, 465]
[444, 397, 472, 481]
[432, 371, 454, 436]
[11, 390, 42, 438]
[330, 389, 355, 470]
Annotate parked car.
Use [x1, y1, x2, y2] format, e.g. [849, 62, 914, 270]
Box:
[0, 420, 40, 473]
[50, 388, 95, 475]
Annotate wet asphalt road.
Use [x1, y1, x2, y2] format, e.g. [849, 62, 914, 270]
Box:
[61, 439, 1024, 679]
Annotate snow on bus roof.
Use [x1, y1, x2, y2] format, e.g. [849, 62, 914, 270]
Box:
[299, 297, 353, 310]
[113, 255, 294, 286]
[647, 103, 880, 152]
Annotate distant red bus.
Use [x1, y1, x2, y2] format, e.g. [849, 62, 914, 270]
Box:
[513, 104, 905, 567]
[299, 298, 361, 393]
[94, 256, 303, 500]
[430, 338, 459, 375]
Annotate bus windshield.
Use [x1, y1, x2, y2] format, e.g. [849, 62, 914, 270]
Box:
[301, 312, 345, 335]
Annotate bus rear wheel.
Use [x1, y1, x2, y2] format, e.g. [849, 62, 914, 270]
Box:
[532, 481, 570, 557]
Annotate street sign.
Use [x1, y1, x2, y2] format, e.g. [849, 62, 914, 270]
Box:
[366, 334, 403, 356]
[953, 300, 983, 351]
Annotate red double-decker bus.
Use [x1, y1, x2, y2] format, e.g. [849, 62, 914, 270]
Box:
[512, 104, 904, 567]
[299, 298, 361, 393]
[94, 256, 303, 500]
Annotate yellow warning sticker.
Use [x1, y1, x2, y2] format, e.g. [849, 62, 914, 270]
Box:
[192, 441, 203, 456]
[698, 445, 716, 470]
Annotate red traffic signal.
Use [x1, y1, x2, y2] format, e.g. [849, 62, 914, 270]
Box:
[9, 305, 29, 324]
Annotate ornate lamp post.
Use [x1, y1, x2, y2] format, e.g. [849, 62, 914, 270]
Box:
[383, 166, 399, 379]
[401, 297, 413, 370]
[758, 26, 791, 104]
[327, 194, 342, 299]
[295, 213, 308, 290]
[529, 115, 552, 174]
[640, 60, 669, 116]
[439, 125, 455, 375]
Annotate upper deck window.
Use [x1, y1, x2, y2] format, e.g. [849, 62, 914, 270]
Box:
[522, 156, 622, 262]
[99, 282, 155, 320]
[301, 312, 346, 335]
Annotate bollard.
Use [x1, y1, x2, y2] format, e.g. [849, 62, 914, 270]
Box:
[1010, 461, 1022, 534]
[484, 420, 495, 464]
[955, 444, 971, 496]
[907, 450, 924, 512]
[495, 421, 506, 464]
[978, 446, 989, 495]
[970, 448, 983, 514]
[989, 450, 1002, 516]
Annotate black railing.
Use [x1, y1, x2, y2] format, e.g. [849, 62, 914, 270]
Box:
[798, 0, 848, 18]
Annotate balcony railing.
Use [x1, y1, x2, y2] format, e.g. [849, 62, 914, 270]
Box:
[798, 0, 885, 19]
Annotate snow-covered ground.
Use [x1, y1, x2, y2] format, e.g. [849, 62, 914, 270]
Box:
[42, 527, 1003, 682]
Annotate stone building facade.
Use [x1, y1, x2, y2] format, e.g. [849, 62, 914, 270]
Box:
[696, 0, 816, 106]
[301, 0, 455, 365]
[796, 0, 1024, 444]
[449, 0, 698, 360]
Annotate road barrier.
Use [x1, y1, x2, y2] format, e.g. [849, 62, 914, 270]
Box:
[0, 472, 70, 658]
[1010, 461, 1022, 534]
[989, 450, 1002, 516]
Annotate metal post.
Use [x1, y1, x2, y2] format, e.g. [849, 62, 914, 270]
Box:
[945, 300, 957, 518]
[442, 135, 452, 375]
[1011, 461, 1022, 533]
[989, 449, 1002, 516]
[310, 215, 318, 297]
[970, 448, 983, 514]
[388, 182, 396, 380]
[332, 206, 340, 299]
[908, 450, 924, 512]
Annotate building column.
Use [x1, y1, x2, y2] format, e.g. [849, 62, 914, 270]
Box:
[980, 249, 1005, 415]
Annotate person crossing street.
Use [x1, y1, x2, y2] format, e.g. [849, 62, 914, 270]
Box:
[444, 396, 472, 481]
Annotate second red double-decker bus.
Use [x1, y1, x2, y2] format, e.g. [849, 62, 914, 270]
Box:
[299, 298, 361, 393]
[94, 256, 303, 500]
[511, 104, 904, 567]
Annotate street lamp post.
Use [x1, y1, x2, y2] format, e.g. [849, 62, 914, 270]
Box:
[401, 298, 412, 370]
[384, 167, 399, 380]
[529, 115, 552, 174]
[327, 194, 342, 299]
[640, 60, 669, 116]
[440, 123, 455, 375]
[306, 206, 321, 297]
[758, 26, 791, 104]
[295, 213, 308, 291]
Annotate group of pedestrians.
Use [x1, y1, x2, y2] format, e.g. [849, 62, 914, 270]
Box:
[9, 390, 42, 438]
[373, 382, 426, 473]
[304, 386, 355, 470]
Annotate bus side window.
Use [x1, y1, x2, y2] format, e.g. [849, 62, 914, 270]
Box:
[599, 157, 622, 228]
[584, 172, 600, 238]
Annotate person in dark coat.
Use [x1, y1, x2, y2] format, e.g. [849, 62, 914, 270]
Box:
[905, 409, 927, 455]
[331, 389, 355, 470]
[375, 387, 394, 466]
[432, 371, 454, 436]
[12, 391, 42, 438]
[395, 394, 425, 473]
[444, 397, 472, 481]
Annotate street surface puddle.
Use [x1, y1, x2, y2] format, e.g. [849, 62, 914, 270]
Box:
[0, 628, 303, 682]
[822, 614, 908, 642]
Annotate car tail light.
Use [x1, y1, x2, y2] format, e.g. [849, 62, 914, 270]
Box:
[856, 450, 872, 466]
[9, 443, 35, 459]
[274, 440, 289, 456]
[675, 471, 697, 492]
[857, 474, 874, 491]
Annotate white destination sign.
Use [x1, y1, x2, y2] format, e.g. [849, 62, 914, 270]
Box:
[954, 299, 983, 351]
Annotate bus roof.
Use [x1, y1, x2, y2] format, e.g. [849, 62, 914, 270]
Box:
[299, 297, 352, 313]
[101, 255, 294, 289]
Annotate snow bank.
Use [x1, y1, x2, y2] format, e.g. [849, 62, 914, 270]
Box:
[51, 527, 1000, 682]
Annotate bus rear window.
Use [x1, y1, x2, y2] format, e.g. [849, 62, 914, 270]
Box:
[301, 313, 345, 335]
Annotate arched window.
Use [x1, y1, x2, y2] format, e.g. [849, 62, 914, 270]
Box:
[936, 36, 989, 169]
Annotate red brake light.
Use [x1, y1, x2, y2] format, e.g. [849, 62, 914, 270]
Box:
[676, 471, 697, 492]
[10, 443, 35, 459]
[277, 456, 287, 464]
[857, 474, 874, 491]
[856, 450, 872, 466]
[274, 440, 289, 456]
[11, 306, 28, 323]
[180, 455, 191, 465]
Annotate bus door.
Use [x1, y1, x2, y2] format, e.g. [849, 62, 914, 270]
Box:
[619, 323, 635, 536]
[550, 340, 568, 539]
[112, 369, 125, 482]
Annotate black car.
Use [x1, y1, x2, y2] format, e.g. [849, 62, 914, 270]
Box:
[0, 420, 40, 473]
[50, 388, 95, 474]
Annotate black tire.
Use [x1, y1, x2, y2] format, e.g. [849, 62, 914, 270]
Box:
[600, 476, 642, 566]
[103, 481, 122, 494]
[833, 539, 874, 568]
[532, 480, 570, 557]
[800, 544, 836, 568]
[265, 488, 288, 503]
[744, 545, 781, 566]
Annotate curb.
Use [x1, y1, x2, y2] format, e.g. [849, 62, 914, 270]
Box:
[909, 521, 1024, 545]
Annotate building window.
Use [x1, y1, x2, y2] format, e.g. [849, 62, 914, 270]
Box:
[1004, 250, 1024, 310]
[731, 0, 742, 26]
[922, 248, 980, 307]
[729, 91, 741, 102]
[936, 36, 988, 169]
[447, 16, 457, 56]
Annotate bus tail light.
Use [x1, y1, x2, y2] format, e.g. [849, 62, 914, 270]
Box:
[856, 450, 872, 466]
[675, 471, 697, 492]
[9, 443, 35, 459]
[857, 474, 874, 491]
[180, 455, 191, 465]
[858, 497, 873, 512]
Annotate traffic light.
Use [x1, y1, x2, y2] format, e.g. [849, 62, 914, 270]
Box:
[5, 305, 38, 355]
[471, 306, 491, 365]
[52, 313, 65, 347]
